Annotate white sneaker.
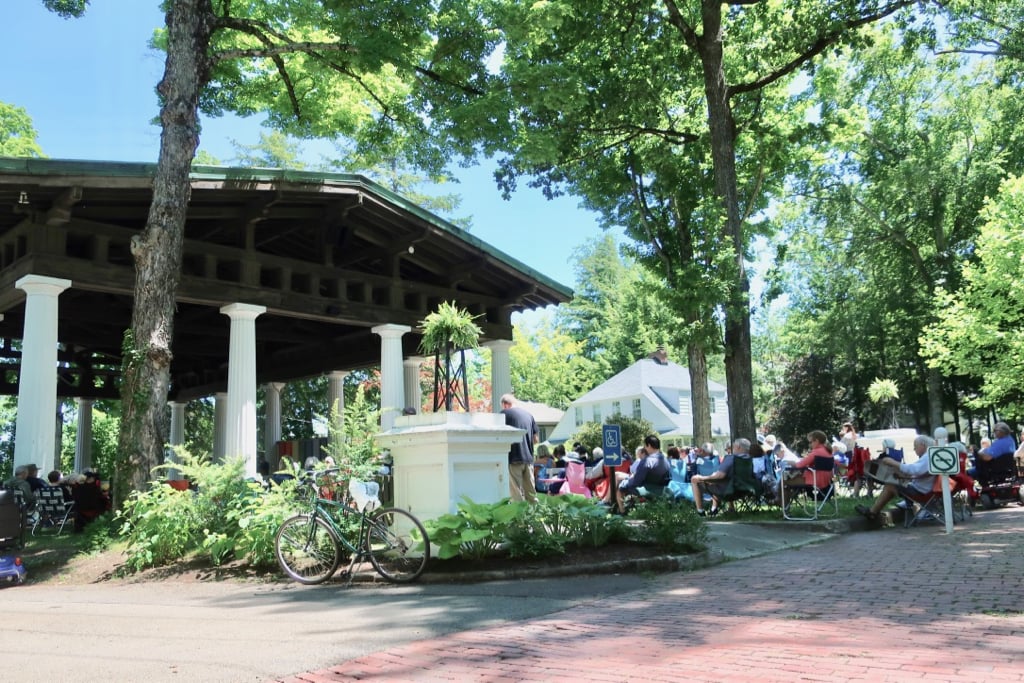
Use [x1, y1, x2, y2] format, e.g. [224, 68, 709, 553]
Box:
[896, 500, 910, 509]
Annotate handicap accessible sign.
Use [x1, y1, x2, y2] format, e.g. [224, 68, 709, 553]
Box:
[602, 425, 622, 466]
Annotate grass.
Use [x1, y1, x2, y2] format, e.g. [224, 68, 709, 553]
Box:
[10, 515, 121, 582]
[711, 490, 873, 523]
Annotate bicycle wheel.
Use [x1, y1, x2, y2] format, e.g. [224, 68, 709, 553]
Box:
[275, 514, 341, 585]
[365, 507, 429, 583]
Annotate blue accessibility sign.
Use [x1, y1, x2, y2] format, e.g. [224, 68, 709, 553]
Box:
[602, 425, 622, 466]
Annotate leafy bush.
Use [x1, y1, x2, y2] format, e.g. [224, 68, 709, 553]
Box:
[424, 494, 639, 562]
[117, 451, 301, 572]
[627, 497, 708, 553]
[422, 497, 525, 560]
[571, 413, 655, 455]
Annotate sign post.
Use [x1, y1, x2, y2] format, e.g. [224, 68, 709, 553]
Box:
[929, 428, 956, 534]
[602, 425, 622, 467]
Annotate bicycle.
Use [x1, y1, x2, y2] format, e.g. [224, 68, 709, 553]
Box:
[274, 469, 429, 585]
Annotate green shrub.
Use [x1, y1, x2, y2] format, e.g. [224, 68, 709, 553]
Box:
[422, 497, 525, 560]
[627, 497, 708, 553]
[504, 501, 569, 558]
[117, 451, 302, 572]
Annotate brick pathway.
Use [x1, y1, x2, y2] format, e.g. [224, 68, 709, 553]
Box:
[276, 507, 1024, 682]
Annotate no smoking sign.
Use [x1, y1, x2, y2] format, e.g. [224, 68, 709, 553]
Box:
[928, 446, 959, 475]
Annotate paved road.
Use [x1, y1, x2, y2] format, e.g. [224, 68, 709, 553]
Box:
[3, 509, 1021, 682]
[277, 507, 1024, 683]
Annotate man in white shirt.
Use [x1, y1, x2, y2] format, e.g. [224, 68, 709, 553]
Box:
[856, 434, 935, 521]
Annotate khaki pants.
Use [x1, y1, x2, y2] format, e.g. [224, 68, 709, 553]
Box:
[508, 462, 538, 503]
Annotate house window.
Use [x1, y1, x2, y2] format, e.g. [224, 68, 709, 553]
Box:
[539, 426, 549, 441]
[575, 406, 583, 426]
[632, 398, 642, 419]
[709, 397, 717, 414]
[593, 405, 602, 424]
[612, 400, 621, 416]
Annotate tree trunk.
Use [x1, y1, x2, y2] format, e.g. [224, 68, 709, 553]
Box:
[115, 0, 213, 508]
[926, 366, 944, 436]
[698, 2, 756, 442]
[687, 340, 712, 445]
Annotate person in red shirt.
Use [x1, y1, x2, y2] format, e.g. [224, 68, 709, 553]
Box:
[774, 430, 834, 503]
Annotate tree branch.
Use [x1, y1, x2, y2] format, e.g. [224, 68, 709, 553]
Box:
[729, 1, 917, 97]
[662, 0, 701, 52]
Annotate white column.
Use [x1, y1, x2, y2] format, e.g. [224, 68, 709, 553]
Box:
[213, 392, 227, 461]
[74, 398, 94, 474]
[485, 339, 514, 413]
[372, 324, 411, 431]
[263, 382, 284, 468]
[13, 274, 71, 471]
[167, 401, 186, 479]
[327, 370, 348, 420]
[221, 303, 266, 478]
[403, 357, 424, 414]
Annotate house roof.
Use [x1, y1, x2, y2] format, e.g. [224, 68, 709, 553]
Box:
[0, 157, 573, 400]
[575, 358, 726, 404]
[516, 400, 564, 424]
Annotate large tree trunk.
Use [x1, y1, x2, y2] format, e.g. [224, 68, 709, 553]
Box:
[698, 2, 756, 442]
[115, 0, 213, 508]
[687, 340, 712, 445]
[926, 366, 944, 436]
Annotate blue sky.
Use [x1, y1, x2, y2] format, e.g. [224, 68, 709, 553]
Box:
[3, 0, 621, 293]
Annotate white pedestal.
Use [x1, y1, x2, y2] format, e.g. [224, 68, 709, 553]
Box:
[377, 411, 524, 524]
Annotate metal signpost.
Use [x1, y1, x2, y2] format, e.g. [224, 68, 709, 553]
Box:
[602, 425, 623, 467]
[929, 427, 957, 534]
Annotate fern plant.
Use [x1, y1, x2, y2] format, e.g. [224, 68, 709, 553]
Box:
[418, 302, 482, 412]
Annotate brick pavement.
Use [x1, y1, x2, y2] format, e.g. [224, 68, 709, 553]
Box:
[275, 507, 1024, 683]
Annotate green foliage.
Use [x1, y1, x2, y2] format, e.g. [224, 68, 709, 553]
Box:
[571, 414, 655, 455]
[921, 174, 1024, 416]
[423, 495, 634, 562]
[867, 379, 900, 404]
[0, 102, 44, 157]
[626, 497, 708, 553]
[336, 383, 382, 479]
[41, 0, 89, 18]
[422, 497, 524, 560]
[509, 314, 600, 410]
[117, 452, 299, 572]
[765, 355, 843, 452]
[556, 236, 683, 380]
[418, 301, 482, 354]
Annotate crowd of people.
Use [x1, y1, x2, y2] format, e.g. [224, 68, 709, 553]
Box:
[2, 463, 111, 532]
[497, 392, 1022, 522]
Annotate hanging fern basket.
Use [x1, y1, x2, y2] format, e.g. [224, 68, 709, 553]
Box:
[418, 302, 482, 413]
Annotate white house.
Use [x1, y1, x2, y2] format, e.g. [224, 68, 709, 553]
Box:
[517, 400, 564, 443]
[547, 350, 731, 446]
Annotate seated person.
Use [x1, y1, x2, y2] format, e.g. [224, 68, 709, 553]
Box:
[534, 452, 559, 495]
[689, 438, 751, 517]
[856, 435, 936, 521]
[614, 435, 671, 513]
[552, 444, 568, 468]
[26, 464, 48, 492]
[72, 470, 109, 532]
[774, 430, 834, 504]
[3, 465, 36, 512]
[970, 422, 1016, 476]
[584, 447, 607, 493]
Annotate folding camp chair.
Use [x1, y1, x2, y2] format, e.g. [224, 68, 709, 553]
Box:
[557, 461, 592, 498]
[715, 455, 760, 513]
[781, 455, 838, 521]
[32, 486, 75, 535]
